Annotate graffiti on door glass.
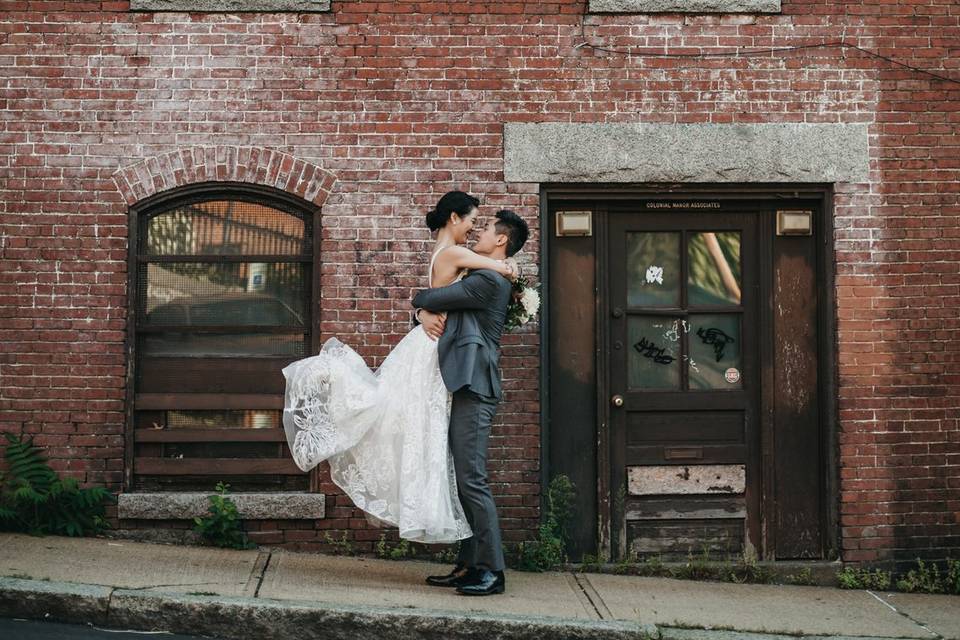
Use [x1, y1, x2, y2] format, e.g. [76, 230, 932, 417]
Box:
[696, 326, 736, 362]
[633, 336, 676, 365]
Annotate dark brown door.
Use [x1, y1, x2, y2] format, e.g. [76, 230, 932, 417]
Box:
[608, 210, 760, 559]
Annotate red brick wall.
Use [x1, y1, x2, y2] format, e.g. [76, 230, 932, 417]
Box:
[0, 0, 957, 561]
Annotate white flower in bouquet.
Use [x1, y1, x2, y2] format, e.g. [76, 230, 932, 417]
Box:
[520, 287, 540, 317]
[505, 276, 540, 331]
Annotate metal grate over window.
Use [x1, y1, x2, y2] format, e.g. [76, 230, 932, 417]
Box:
[137, 200, 310, 357]
[144, 201, 310, 256]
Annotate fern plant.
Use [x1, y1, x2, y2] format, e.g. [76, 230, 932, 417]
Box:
[0, 433, 113, 536]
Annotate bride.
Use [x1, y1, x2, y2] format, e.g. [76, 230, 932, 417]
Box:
[281, 191, 516, 544]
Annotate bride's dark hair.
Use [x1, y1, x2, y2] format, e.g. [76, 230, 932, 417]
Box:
[426, 191, 480, 232]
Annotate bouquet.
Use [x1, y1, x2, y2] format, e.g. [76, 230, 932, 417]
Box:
[505, 275, 540, 331]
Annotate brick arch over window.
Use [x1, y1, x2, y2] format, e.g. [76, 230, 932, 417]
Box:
[112, 146, 337, 207]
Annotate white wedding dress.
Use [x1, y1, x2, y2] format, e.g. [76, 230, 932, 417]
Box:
[281, 250, 472, 543]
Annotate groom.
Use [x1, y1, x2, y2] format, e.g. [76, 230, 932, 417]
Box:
[413, 206, 529, 596]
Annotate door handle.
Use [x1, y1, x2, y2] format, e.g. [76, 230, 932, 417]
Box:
[611, 394, 624, 408]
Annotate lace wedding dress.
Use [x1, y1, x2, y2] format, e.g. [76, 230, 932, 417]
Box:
[281, 250, 471, 543]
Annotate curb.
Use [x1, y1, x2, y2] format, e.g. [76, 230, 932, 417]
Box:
[0, 578, 112, 627]
[661, 629, 907, 640]
[0, 577, 660, 640]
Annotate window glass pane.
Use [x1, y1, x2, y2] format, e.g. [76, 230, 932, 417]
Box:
[689, 314, 742, 390]
[628, 316, 681, 390]
[627, 232, 680, 307]
[141, 263, 305, 326]
[163, 443, 281, 459]
[145, 200, 308, 256]
[141, 332, 306, 357]
[167, 410, 280, 429]
[688, 232, 741, 306]
[134, 474, 309, 492]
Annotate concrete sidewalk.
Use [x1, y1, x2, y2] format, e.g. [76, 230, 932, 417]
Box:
[0, 533, 957, 640]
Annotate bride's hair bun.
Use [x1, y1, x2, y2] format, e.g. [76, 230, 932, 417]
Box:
[425, 208, 445, 232]
[425, 190, 480, 232]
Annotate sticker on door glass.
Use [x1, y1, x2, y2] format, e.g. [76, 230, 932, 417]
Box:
[724, 367, 741, 384]
[645, 266, 664, 285]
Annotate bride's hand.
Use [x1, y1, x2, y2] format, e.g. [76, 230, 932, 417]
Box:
[499, 258, 520, 282]
[419, 309, 446, 341]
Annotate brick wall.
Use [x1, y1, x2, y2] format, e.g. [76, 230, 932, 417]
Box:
[0, 0, 957, 560]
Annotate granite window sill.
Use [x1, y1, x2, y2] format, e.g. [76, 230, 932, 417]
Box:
[589, 0, 780, 13]
[130, 0, 330, 12]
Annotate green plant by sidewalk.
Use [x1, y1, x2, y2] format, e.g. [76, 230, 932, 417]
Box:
[837, 566, 892, 590]
[323, 531, 355, 556]
[513, 474, 576, 572]
[578, 551, 605, 573]
[192, 482, 256, 550]
[718, 558, 774, 584]
[432, 546, 458, 565]
[581, 548, 789, 586]
[837, 558, 959, 595]
[784, 567, 817, 586]
[895, 558, 959, 595]
[0, 433, 113, 537]
[376, 533, 413, 560]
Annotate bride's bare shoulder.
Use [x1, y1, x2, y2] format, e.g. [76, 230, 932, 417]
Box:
[434, 245, 471, 263]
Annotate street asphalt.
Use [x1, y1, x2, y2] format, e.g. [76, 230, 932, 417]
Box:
[1, 617, 219, 639]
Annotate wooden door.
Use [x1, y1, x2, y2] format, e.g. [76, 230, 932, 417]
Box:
[607, 210, 761, 559]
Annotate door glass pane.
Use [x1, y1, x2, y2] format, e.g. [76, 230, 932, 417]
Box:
[145, 200, 308, 256]
[689, 314, 742, 390]
[140, 263, 306, 326]
[688, 232, 741, 306]
[627, 232, 680, 307]
[628, 316, 680, 390]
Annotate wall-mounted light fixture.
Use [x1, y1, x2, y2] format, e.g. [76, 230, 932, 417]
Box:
[776, 210, 813, 236]
[556, 210, 593, 237]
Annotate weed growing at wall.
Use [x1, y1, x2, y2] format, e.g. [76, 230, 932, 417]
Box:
[323, 531, 355, 556]
[513, 474, 577, 572]
[837, 566, 892, 590]
[432, 546, 458, 565]
[838, 559, 959, 595]
[376, 534, 413, 560]
[192, 482, 256, 550]
[895, 559, 960, 595]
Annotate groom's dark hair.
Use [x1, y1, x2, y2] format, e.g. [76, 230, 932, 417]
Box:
[494, 209, 529, 257]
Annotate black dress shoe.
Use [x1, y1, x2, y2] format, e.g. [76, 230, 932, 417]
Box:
[455, 569, 505, 596]
[426, 563, 477, 587]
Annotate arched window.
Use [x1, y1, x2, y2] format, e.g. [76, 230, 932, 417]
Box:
[126, 184, 319, 492]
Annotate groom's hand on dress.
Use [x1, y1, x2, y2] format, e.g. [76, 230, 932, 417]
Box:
[419, 310, 446, 341]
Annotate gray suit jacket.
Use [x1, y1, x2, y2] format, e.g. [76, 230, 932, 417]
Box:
[412, 269, 512, 400]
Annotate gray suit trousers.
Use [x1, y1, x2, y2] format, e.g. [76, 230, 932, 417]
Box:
[450, 389, 505, 572]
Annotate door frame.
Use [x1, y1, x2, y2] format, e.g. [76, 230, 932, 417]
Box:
[539, 184, 839, 561]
